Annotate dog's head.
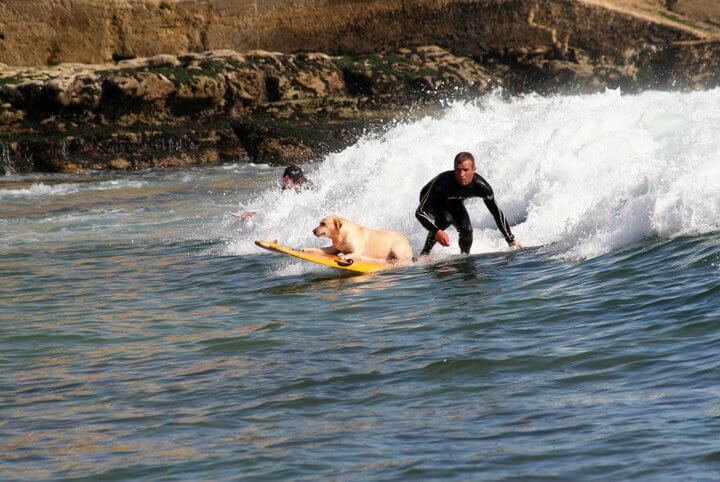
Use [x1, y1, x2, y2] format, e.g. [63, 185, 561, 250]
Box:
[313, 215, 343, 239]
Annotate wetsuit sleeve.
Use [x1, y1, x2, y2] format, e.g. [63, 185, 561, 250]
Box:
[474, 176, 515, 243]
[415, 177, 441, 233]
[483, 196, 515, 244]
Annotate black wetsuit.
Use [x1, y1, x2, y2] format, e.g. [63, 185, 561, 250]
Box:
[415, 171, 514, 254]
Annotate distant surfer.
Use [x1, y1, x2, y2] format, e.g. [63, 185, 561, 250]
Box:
[235, 165, 312, 220]
[280, 164, 312, 192]
[415, 152, 522, 257]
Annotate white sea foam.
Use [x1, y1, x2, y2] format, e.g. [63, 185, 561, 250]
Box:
[222, 89, 720, 259]
[0, 179, 147, 199]
[220, 162, 272, 171]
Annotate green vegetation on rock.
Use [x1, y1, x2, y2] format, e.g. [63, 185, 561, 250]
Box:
[0, 74, 32, 86]
[97, 59, 231, 86]
[334, 54, 436, 80]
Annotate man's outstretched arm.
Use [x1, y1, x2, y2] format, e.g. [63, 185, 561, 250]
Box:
[483, 197, 520, 247]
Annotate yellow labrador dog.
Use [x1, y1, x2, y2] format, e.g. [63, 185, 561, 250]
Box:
[304, 215, 413, 264]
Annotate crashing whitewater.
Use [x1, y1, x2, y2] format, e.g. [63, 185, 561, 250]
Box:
[227, 89, 720, 260]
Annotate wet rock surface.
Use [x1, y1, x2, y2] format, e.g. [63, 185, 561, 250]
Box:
[0, 35, 718, 173]
[0, 47, 504, 173]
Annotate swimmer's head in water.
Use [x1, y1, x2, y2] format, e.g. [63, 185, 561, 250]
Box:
[453, 152, 476, 187]
[282, 165, 306, 190]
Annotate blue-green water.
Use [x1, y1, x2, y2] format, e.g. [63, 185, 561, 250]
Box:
[2, 92, 720, 480]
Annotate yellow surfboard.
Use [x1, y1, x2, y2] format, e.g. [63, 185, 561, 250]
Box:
[255, 240, 387, 274]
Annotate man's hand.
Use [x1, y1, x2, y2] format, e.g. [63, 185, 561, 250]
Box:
[435, 229, 451, 247]
[509, 240, 523, 250]
[240, 211, 257, 221]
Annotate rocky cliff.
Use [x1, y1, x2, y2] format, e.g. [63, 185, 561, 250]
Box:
[2, 0, 718, 66]
[1, 0, 718, 174]
[0, 47, 502, 173]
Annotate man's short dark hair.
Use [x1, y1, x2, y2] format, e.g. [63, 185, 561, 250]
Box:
[283, 165, 306, 183]
[454, 152, 475, 167]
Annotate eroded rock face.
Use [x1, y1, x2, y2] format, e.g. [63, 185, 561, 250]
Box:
[0, 0, 715, 67]
[231, 122, 315, 165]
[637, 40, 720, 90]
[0, 126, 229, 174]
[2, 46, 500, 172]
[0, 39, 718, 172]
[337, 46, 495, 99]
[0, 46, 502, 129]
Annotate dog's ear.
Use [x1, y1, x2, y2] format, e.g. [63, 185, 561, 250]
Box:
[334, 217, 343, 231]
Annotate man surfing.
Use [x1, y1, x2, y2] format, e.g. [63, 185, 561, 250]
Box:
[235, 165, 313, 220]
[280, 164, 313, 192]
[415, 151, 522, 257]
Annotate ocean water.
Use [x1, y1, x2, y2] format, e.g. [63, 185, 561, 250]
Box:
[1, 90, 719, 481]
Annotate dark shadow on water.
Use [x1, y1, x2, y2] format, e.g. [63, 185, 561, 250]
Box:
[258, 270, 372, 296]
[425, 256, 485, 282]
[424, 249, 523, 281]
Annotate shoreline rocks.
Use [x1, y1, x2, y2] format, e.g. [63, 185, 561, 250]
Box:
[1, 39, 719, 174]
[0, 46, 502, 174]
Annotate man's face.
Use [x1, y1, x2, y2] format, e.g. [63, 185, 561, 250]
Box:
[281, 175, 296, 190]
[454, 159, 476, 186]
